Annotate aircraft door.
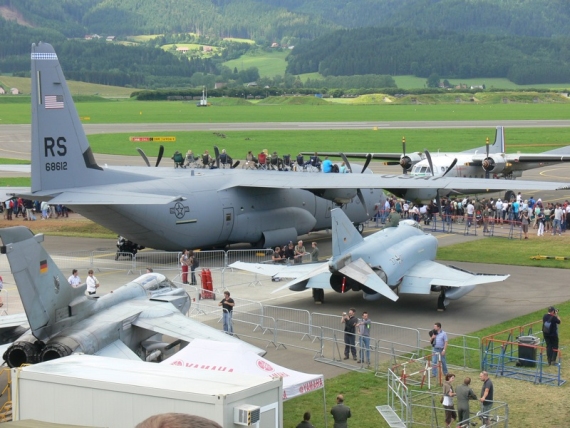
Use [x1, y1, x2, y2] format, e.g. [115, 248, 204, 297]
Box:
[217, 207, 234, 242]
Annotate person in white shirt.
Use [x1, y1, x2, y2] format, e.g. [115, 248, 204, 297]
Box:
[553, 204, 564, 235]
[67, 269, 81, 288]
[495, 199, 503, 224]
[466, 201, 475, 227]
[86, 269, 99, 295]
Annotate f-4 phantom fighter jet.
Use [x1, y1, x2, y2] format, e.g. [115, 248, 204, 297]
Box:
[230, 209, 510, 309]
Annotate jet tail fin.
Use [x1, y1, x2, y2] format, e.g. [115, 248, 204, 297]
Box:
[331, 208, 364, 257]
[0, 227, 86, 341]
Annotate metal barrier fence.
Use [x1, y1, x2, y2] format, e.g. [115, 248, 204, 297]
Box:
[382, 368, 509, 428]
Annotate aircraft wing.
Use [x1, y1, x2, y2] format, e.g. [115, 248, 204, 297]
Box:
[229, 261, 319, 279]
[0, 187, 31, 200]
[300, 151, 410, 161]
[220, 172, 570, 192]
[469, 153, 570, 163]
[399, 260, 510, 295]
[95, 339, 141, 360]
[131, 309, 266, 356]
[0, 313, 30, 345]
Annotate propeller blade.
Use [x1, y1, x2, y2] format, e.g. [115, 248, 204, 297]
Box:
[155, 145, 164, 167]
[442, 158, 458, 177]
[339, 258, 399, 301]
[137, 147, 151, 167]
[339, 153, 353, 173]
[362, 153, 372, 173]
[424, 149, 434, 176]
[485, 137, 490, 179]
[402, 137, 407, 174]
[214, 145, 220, 169]
[232, 160, 240, 169]
[356, 189, 369, 217]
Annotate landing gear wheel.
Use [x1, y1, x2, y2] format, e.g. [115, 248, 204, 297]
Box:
[354, 223, 364, 234]
[504, 190, 516, 202]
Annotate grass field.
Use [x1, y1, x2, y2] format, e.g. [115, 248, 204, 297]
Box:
[1, 98, 570, 124]
[222, 49, 290, 77]
[0, 76, 135, 98]
[86, 127, 570, 159]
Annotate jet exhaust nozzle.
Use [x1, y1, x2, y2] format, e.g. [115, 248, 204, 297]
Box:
[4, 340, 43, 367]
[39, 343, 73, 362]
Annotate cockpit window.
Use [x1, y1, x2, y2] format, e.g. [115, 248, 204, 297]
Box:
[136, 273, 175, 291]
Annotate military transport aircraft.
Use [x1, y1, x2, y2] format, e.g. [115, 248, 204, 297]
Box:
[230, 208, 509, 309]
[6, 42, 569, 251]
[309, 127, 570, 201]
[0, 226, 264, 368]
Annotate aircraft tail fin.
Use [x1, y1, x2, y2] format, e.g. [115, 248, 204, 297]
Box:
[0, 227, 86, 340]
[331, 208, 364, 258]
[30, 42, 145, 194]
[489, 126, 505, 154]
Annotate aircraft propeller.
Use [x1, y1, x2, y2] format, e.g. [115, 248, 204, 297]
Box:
[399, 137, 410, 174]
[340, 152, 373, 217]
[136, 145, 165, 167]
[484, 137, 490, 179]
[424, 149, 458, 214]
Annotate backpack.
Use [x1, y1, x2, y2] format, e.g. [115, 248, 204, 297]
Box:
[331, 164, 339, 173]
[543, 316, 553, 335]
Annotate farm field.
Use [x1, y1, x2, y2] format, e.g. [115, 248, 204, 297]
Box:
[1, 98, 570, 124]
[222, 49, 290, 77]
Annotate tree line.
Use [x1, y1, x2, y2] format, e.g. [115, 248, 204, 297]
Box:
[286, 27, 570, 85]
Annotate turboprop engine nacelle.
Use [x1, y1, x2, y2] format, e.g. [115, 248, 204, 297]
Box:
[400, 153, 423, 172]
[482, 155, 506, 173]
[315, 189, 358, 204]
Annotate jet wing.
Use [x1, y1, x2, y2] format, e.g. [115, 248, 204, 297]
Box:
[95, 339, 141, 360]
[0, 313, 30, 345]
[220, 172, 570, 192]
[131, 309, 266, 356]
[0, 187, 31, 200]
[399, 260, 509, 295]
[229, 261, 319, 279]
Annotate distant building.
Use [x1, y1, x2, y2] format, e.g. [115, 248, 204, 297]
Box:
[176, 47, 189, 53]
[246, 82, 258, 87]
[106, 36, 115, 42]
[10, 88, 19, 95]
[270, 42, 279, 48]
[85, 34, 101, 40]
[214, 82, 227, 89]
[0, 87, 5, 95]
[203, 46, 213, 52]
[470, 85, 485, 90]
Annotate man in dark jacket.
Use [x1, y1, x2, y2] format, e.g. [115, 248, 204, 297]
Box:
[330, 395, 351, 428]
[543, 306, 561, 365]
[295, 411, 314, 428]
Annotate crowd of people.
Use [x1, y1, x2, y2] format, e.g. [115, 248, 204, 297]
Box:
[1, 197, 68, 221]
[374, 193, 570, 238]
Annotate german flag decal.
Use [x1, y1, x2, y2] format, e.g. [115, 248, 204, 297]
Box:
[40, 260, 48, 274]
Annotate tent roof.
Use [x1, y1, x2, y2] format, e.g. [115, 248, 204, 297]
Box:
[162, 339, 324, 401]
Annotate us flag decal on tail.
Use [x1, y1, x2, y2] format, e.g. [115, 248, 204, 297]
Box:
[45, 95, 64, 109]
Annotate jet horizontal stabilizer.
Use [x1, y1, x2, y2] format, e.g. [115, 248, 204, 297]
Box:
[339, 258, 399, 301]
[274, 262, 332, 293]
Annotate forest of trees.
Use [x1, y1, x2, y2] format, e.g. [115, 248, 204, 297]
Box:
[2, 1, 570, 89]
[286, 27, 570, 84]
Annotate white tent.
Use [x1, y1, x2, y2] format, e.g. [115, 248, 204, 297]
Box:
[162, 339, 324, 401]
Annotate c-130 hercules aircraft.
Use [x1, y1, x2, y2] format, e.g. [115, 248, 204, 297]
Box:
[19, 43, 570, 251]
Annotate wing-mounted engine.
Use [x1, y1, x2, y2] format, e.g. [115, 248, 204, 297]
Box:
[312, 189, 358, 204]
[482, 155, 506, 173]
[400, 152, 422, 172]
